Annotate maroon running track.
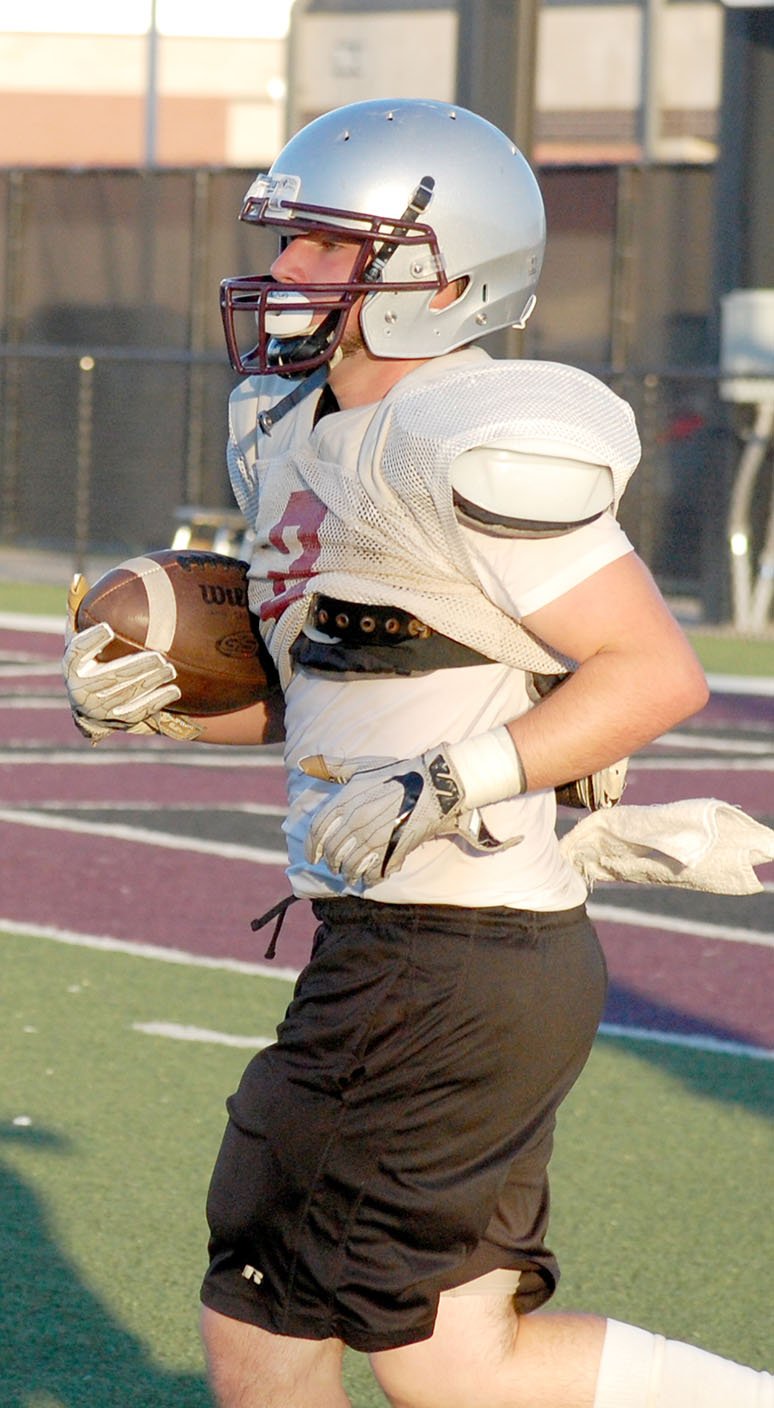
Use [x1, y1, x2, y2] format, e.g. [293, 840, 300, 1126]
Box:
[2, 621, 772, 1051]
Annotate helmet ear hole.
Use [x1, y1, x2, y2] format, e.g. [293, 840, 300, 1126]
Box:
[430, 276, 469, 311]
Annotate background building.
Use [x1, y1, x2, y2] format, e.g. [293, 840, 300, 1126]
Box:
[0, 0, 723, 167]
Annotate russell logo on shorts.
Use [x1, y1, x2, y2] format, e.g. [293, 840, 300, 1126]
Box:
[241, 1264, 264, 1286]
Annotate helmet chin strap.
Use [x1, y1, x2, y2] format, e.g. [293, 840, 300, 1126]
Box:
[258, 310, 344, 435]
[257, 362, 330, 435]
[266, 308, 342, 373]
[362, 175, 435, 285]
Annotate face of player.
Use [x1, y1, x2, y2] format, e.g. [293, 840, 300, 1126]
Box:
[269, 231, 365, 342]
[270, 231, 361, 285]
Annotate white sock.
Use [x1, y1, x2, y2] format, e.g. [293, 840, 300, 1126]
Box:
[593, 1319, 773, 1408]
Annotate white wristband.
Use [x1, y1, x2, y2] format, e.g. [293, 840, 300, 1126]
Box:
[445, 726, 527, 809]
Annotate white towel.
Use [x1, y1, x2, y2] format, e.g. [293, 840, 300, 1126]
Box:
[559, 799, 774, 894]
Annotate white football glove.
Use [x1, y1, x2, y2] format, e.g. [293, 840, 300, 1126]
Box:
[556, 758, 629, 811]
[302, 728, 526, 888]
[63, 577, 200, 744]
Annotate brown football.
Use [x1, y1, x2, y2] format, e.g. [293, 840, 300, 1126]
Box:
[76, 549, 279, 715]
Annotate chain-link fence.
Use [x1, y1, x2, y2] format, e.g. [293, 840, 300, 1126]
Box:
[0, 164, 766, 623]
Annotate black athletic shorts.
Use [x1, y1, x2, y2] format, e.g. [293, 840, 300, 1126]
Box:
[201, 896, 607, 1352]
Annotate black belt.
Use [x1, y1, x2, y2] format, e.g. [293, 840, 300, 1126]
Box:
[313, 595, 434, 646]
[292, 595, 494, 676]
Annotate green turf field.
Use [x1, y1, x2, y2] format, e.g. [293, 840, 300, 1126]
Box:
[3, 930, 772, 1406]
[0, 581, 69, 616]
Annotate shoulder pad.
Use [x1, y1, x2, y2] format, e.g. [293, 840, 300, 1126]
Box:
[381, 360, 640, 521]
[451, 439, 614, 538]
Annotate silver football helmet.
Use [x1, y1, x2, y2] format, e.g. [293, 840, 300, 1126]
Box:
[221, 98, 546, 376]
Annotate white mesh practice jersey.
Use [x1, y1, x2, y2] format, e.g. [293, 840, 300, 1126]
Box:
[227, 347, 640, 689]
[227, 346, 637, 909]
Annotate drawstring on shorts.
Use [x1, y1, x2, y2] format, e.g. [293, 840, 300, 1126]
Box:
[251, 894, 300, 959]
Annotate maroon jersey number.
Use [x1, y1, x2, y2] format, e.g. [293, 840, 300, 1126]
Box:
[260, 489, 327, 622]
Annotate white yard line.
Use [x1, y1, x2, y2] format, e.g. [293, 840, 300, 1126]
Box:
[656, 732, 773, 756]
[131, 1016, 773, 1060]
[705, 672, 774, 697]
[0, 698, 65, 708]
[587, 901, 774, 948]
[597, 1023, 772, 1061]
[13, 797, 287, 816]
[0, 918, 301, 982]
[0, 806, 287, 865]
[632, 756, 774, 769]
[5, 919, 772, 1060]
[0, 745, 283, 767]
[132, 1021, 274, 1050]
[0, 740, 768, 768]
[0, 662, 62, 676]
[0, 612, 65, 633]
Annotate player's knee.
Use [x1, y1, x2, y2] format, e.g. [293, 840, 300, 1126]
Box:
[369, 1347, 438, 1408]
[369, 1291, 521, 1408]
[202, 1306, 349, 1408]
[201, 1305, 257, 1405]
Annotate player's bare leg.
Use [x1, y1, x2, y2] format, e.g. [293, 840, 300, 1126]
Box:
[200, 1307, 351, 1408]
[369, 1295, 773, 1408]
[370, 1297, 603, 1408]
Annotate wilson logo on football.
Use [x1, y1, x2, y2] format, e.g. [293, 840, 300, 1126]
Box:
[198, 584, 248, 607]
[75, 549, 278, 714]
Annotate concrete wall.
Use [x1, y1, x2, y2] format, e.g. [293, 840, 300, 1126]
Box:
[0, 6, 723, 168]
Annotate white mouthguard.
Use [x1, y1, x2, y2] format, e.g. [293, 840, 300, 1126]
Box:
[263, 290, 316, 336]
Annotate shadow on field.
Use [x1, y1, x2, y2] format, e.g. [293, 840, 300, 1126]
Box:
[0, 1128, 211, 1408]
[603, 981, 774, 1121]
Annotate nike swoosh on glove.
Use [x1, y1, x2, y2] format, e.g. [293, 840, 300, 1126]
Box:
[303, 748, 471, 886]
[302, 728, 526, 889]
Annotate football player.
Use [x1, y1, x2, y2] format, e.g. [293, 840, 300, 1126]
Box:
[63, 100, 771, 1408]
